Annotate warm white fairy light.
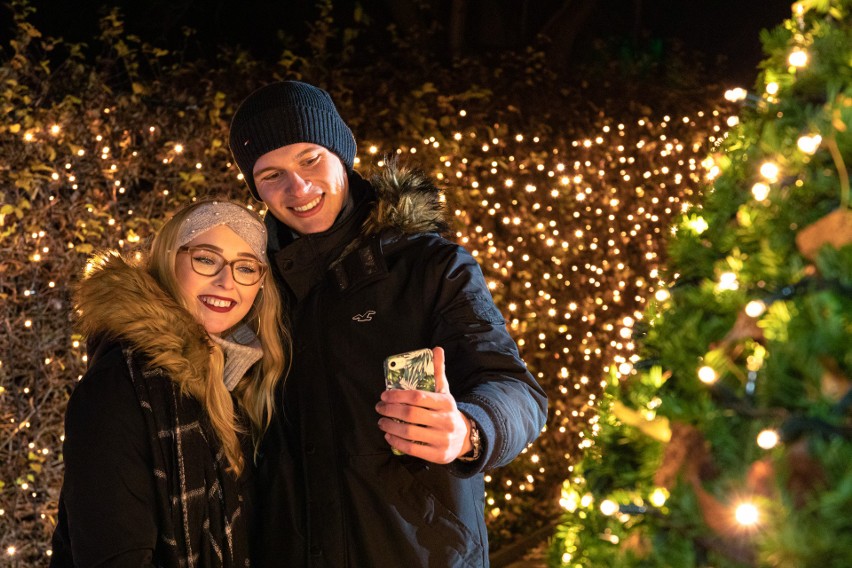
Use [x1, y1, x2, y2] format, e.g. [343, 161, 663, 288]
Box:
[735, 502, 760, 526]
[724, 88, 748, 102]
[788, 48, 808, 68]
[600, 499, 619, 516]
[760, 161, 780, 182]
[649, 488, 668, 507]
[745, 300, 766, 318]
[752, 182, 770, 201]
[797, 134, 822, 155]
[757, 429, 780, 449]
[717, 271, 739, 291]
[698, 366, 718, 384]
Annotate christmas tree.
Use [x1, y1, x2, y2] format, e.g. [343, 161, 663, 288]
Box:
[551, 1, 852, 566]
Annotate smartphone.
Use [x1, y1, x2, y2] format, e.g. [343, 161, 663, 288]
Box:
[383, 348, 435, 392]
[383, 348, 435, 455]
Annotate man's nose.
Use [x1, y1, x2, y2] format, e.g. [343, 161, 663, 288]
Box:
[285, 171, 310, 195]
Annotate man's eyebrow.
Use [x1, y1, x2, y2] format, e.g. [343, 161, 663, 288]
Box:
[253, 148, 321, 176]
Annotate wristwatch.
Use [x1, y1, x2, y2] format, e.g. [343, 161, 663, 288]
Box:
[457, 417, 482, 462]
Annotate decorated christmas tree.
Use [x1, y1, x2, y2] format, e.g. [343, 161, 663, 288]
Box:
[551, 1, 852, 566]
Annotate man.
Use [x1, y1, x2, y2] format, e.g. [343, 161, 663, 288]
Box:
[229, 80, 547, 567]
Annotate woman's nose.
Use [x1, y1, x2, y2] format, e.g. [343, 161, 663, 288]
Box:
[212, 265, 236, 289]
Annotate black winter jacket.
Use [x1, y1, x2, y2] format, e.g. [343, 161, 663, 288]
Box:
[254, 166, 548, 567]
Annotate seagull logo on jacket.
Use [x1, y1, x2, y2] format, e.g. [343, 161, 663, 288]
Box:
[352, 310, 376, 322]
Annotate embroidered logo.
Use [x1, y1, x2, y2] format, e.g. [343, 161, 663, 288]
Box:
[352, 310, 376, 322]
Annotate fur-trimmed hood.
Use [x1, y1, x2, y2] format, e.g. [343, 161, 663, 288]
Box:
[75, 251, 211, 400]
[359, 162, 449, 238]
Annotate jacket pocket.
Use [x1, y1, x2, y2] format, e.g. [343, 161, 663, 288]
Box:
[346, 453, 485, 567]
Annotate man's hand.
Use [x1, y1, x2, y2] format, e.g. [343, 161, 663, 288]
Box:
[376, 346, 473, 464]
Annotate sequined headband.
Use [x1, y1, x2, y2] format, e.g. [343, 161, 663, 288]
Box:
[175, 201, 267, 260]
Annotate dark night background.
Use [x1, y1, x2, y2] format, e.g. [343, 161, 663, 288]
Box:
[3, 1, 792, 86]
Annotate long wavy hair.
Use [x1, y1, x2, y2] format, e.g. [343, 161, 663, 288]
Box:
[148, 198, 289, 475]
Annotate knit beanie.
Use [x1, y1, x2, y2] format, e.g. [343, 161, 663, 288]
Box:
[229, 81, 357, 201]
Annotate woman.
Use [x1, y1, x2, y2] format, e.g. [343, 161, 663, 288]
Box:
[50, 199, 287, 567]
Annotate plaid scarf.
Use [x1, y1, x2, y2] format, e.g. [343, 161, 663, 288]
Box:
[125, 348, 250, 568]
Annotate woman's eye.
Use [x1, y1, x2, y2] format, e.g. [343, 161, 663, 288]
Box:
[304, 155, 320, 166]
[193, 254, 217, 265]
[261, 172, 281, 182]
[236, 263, 259, 274]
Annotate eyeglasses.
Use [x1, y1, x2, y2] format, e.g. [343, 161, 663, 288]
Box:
[178, 246, 267, 286]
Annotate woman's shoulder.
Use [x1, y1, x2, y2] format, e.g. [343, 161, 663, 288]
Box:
[66, 338, 143, 431]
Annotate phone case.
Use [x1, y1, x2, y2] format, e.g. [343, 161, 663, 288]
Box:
[383, 348, 436, 392]
[383, 348, 435, 456]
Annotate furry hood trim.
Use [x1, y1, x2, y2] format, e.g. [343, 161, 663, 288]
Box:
[359, 161, 449, 238]
[75, 251, 211, 400]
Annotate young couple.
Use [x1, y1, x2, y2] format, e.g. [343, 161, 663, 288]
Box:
[51, 81, 548, 567]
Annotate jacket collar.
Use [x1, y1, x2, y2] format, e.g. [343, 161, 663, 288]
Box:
[75, 252, 212, 400]
[266, 163, 448, 301]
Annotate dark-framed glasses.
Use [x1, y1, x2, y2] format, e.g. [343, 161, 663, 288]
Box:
[178, 246, 267, 286]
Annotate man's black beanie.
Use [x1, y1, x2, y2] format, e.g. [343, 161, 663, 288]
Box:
[229, 81, 357, 201]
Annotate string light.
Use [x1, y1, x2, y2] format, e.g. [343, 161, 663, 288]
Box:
[724, 88, 748, 102]
[752, 182, 770, 201]
[735, 502, 760, 527]
[756, 429, 779, 449]
[797, 134, 822, 155]
[599, 499, 619, 516]
[744, 300, 766, 317]
[759, 161, 780, 182]
[788, 48, 809, 68]
[698, 366, 718, 384]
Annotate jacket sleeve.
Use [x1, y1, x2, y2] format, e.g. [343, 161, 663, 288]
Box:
[59, 347, 158, 567]
[426, 242, 548, 474]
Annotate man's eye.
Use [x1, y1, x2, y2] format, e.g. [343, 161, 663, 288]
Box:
[304, 155, 320, 166]
[260, 172, 281, 183]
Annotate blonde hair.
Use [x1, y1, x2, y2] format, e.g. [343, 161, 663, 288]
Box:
[148, 199, 289, 475]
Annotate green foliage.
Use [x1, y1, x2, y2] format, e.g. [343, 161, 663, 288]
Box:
[553, 1, 852, 566]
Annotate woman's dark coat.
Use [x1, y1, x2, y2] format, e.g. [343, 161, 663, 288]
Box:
[50, 255, 253, 567]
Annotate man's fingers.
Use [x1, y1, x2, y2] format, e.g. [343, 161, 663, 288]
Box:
[432, 346, 449, 394]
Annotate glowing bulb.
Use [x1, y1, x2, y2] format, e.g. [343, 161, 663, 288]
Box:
[752, 182, 770, 201]
[765, 82, 779, 95]
[724, 88, 747, 102]
[600, 500, 619, 516]
[745, 300, 766, 318]
[685, 216, 708, 234]
[735, 502, 759, 526]
[757, 429, 779, 449]
[727, 116, 740, 127]
[654, 289, 670, 302]
[174, 143, 184, 153]
[760, 162, 779, 182]
[698, 366, 718, 384]
[788, 48, 808, 68]
[717, 271, 739, 291]
[649, 488, 668, 507]
[797, 134, 822, 155]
